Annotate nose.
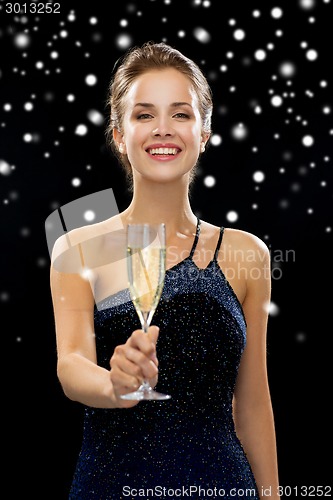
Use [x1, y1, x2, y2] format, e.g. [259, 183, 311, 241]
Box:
[152, 127, 173, 137]
[152, 118, 174, 137]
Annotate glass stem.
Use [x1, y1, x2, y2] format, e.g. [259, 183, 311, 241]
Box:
[141, 316, 153, 392]
[142, 316, 149, 333]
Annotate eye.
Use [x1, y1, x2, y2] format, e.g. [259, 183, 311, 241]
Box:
[137, 113, 153, 120]
[173, 112, 190, 119]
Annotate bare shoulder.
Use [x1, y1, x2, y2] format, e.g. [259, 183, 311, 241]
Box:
[223, 229, 271, 300]
[224, 227, 269, 255]
[51, 214, 124, 271]
[199, 220, 269, 260]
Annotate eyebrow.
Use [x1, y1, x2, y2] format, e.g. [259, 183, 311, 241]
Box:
[134, 102, 193, 109]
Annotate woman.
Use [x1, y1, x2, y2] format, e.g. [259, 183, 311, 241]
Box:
[50, 41, 280, 499]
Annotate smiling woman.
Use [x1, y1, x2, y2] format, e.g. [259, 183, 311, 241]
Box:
[50, 41, 280, 499]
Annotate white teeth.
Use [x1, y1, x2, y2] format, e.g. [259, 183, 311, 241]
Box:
[149, 147, 178, 155]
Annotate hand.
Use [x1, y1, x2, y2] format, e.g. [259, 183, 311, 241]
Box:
[110, 326, 159, 407]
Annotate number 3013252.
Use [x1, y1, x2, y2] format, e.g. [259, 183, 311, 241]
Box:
[5, 3, 60, 14]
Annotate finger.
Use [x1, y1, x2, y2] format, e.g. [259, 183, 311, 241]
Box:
[129, 329, 158, 358]
[111, 343, 158, 380]
[110, 349, 139, 391]
[124, 345, 159, 380]
[110, 364, 141, 394]
[147, 325, 159, 364]
[111, 350, 141, 378]
[147, 325, 159, 346]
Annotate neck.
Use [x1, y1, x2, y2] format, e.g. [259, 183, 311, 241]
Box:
[121, 176, 197, 234]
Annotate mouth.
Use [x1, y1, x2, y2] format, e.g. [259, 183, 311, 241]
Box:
[146, 147, 181, 156]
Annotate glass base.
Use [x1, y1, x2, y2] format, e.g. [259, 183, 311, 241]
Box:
[120, 384, 171, 401]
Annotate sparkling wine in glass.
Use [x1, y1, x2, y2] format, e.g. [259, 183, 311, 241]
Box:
[120, 223, 171, 401]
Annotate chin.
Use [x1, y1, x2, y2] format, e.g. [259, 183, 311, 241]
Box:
[146, 172, 190, 185]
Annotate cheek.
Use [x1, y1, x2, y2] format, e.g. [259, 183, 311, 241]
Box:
[125, 124, 147, 146]
[189, 121, 202, 138]
[188, 128, 202, 147]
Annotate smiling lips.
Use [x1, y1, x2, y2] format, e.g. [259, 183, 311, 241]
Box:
[148, 147, 179, 155]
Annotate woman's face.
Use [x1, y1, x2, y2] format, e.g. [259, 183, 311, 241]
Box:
[114, 68, 208, 185]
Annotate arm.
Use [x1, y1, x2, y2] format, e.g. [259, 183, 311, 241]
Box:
[233, 236, 280, 499]
[50, 236, 158, 409]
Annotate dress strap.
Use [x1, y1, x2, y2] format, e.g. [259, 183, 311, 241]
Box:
[189, 217, 201, 259]
[213, 226, 225, 261]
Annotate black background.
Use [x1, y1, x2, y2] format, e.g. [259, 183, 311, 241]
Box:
[1, 0, 332, 498]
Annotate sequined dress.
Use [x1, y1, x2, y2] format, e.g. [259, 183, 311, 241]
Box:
[69, 219, 260, 499]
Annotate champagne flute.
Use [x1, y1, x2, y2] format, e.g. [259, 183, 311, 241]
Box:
[120, 223, 171, 401]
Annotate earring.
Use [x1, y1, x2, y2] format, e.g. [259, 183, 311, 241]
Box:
[200, 142, 206, 153]
[119, 143, 125, 153]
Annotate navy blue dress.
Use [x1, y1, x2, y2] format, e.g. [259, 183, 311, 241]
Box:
[69, 219, 260, 499]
